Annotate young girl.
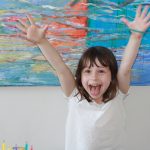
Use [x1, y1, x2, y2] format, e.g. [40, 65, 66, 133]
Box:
[16, 5, 150, 150]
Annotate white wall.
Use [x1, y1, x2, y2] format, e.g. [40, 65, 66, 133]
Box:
[0, 86, 150, 150]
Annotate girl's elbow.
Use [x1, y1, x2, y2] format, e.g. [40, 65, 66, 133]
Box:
[119, 84, 130, 94]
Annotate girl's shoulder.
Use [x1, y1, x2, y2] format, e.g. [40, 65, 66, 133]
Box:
[112, 90, 130, 103]
[115, 89, 130, 102]
[63, 87, 81, 101]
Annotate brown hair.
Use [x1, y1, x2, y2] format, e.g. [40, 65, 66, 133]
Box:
[75, 46, 118, 103]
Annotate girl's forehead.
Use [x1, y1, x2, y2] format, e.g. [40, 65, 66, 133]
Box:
[83, 58, 104, 68]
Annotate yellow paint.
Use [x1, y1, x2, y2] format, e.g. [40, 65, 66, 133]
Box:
[0, 10, 7, 15]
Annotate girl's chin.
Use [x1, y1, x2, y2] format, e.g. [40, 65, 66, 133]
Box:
[89, 94, 102, 101]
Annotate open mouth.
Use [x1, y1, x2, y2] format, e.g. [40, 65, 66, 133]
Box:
[89, 84, 101, 97]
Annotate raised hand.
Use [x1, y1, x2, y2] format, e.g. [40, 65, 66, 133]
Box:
[16, 15, 48, 44]
[121, 5, 150, 35]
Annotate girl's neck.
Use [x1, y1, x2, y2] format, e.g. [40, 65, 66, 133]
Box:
[93, 97, 103, 104]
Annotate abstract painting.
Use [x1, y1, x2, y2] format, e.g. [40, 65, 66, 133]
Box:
[0, 0, 149, 86]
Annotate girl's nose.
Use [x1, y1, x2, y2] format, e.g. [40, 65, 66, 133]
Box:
[91, 71, 98, 80]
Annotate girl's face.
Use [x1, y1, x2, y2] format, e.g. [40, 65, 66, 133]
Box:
[81, 58, 111, 104]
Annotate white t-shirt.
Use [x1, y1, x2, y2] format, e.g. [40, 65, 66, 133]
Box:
[65, 88, 128, 150]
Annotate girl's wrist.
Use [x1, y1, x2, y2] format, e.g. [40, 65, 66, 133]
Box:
[130, 33, 143, 40]
[130, 28, 144, 39]
[130, 29, 145, 39]
[36, 38, 48, 45]
[130, 29, 145, 34]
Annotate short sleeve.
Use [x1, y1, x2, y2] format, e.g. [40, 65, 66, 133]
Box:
[118, 89, 130, 101]
[62, 88, 78, 100]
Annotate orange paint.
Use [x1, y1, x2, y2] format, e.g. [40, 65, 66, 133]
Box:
[46, 0, 87, 48]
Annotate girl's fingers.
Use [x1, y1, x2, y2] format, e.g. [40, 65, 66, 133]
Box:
[17, 32, 27, 39]
[146, 21, 150, 28]
[17, 18, 29, 28]
[16, 23, 27, 33]
[144, 12, 150, 22]
[27, 14, 35, 25]
[141, 5, 149, 19]
[17, 33, 36, 44]
[41, 24, 49, 33]
[135, 5, 142, 18]
[121, 17, 130, 27]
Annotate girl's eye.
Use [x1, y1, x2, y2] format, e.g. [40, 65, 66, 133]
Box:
[98, 70, 105, 73]
[84, 69, 91, 73]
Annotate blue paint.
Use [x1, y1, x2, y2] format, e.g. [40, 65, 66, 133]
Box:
[87, 0, 150, 85]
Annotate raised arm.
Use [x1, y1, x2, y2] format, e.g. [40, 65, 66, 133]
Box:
[117, 5, 150, 94]
[16, 15, 76, 96]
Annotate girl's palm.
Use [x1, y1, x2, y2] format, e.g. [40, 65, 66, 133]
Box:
[16, 15, 48, 43]
[26, 25, 47, 43]
[121, 5, 150, 33]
